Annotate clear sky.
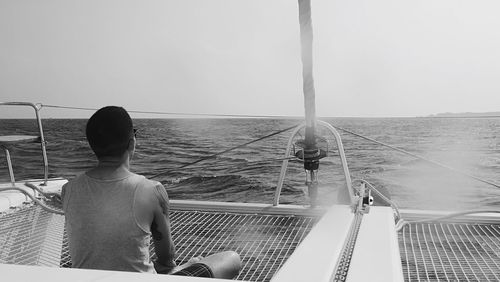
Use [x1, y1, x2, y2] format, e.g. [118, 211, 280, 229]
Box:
[1, 0, 500, 118]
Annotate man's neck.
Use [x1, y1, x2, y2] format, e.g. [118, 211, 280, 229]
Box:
[87, 156, 132, 180]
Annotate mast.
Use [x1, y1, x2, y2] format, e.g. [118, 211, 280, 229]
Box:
[297, 0, 321, 205]
[298, 0, 316, 145]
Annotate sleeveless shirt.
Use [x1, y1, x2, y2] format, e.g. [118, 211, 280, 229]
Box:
[62, 173, 161, 273]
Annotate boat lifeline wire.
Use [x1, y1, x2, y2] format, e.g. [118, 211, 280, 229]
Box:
[39, 104, 500, 188]
[354, 177, 500, 233]
[395, 209, 500, 231]
[34, 105, 500, 227]
[39, 104, 300, 119]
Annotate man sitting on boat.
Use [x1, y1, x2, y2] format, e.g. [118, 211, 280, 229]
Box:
[61, 106, 241, 278]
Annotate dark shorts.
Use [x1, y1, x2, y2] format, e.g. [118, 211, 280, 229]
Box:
[171, 263, 214, 278]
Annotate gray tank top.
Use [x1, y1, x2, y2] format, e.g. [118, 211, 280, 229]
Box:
[62, 173, 156, 273]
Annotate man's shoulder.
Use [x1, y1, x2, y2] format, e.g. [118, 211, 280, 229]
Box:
[133, 175, 169, 215]
[62, 173, 87, 188]
[132, 174, 166, 199]
[61, 173, 88, 209]
[132, 173, 162, 190]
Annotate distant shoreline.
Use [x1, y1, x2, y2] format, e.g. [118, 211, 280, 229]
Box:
[427, 112, 500, 118]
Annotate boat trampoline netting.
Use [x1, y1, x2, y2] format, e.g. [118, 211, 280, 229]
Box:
[0, 205, 317, 281]
[399, 222, 500, 282]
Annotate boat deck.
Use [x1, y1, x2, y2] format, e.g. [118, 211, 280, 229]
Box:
[0, 205, 317, 281]
[2, 203, 500, 281]
[399, 221, 500, 281]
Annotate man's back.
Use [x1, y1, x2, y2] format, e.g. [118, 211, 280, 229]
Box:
[62, 173, 156, 273]
[61, 106, 239, 278]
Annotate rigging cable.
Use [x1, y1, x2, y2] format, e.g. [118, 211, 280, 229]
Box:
[40, 104, 298, 119]
[40, 103, 300, 180]
[39, 103, 500, 189]
[149, 124, 299, 180]
[334, 125, 500, 189]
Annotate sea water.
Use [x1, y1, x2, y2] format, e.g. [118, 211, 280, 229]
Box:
[1, 117, 499, 211]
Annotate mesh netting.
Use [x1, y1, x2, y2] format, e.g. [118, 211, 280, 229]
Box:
[1, 205, 317, 281]
[399, 222, 500, 281]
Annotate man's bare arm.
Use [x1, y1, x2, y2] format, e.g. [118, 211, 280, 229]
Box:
[151, 184, 176, 273]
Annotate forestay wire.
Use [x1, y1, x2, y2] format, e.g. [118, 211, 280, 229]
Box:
[41, 104, 299, 180]
[149, 124, 298, 179]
